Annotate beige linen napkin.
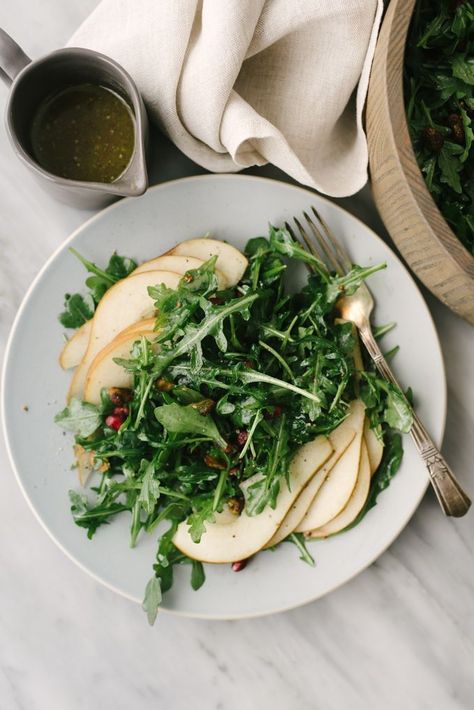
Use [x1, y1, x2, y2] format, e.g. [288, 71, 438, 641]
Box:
[69, 0, 382, 197]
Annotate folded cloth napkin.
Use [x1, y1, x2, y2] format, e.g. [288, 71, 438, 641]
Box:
[69, 0, 382, 197]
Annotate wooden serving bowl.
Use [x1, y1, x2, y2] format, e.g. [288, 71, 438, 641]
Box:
[367, 0, 474, 324]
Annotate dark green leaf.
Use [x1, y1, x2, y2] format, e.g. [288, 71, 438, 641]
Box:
[269, 226, 328, 279]
[325, 264, 386, 304]
[191, 560, 206, 590]
[384, 388, 413, 433]
[155, 403, 227, 448]
[59, 250, 137, 329]
[452, 56, 474, 86]
[106, 253, 137, 280]
[59, 293, 95, 329]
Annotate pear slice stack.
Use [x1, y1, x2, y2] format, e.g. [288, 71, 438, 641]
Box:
[173, 436, 333, 563]
[60, 239, 248, 401]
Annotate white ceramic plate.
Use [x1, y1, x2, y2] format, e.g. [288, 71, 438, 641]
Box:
[2, 175, 446, 619]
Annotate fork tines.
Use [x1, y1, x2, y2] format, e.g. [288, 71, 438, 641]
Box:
[287, 206, 353, 276]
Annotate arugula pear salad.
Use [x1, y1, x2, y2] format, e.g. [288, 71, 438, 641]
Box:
[55, 228, 413, 624]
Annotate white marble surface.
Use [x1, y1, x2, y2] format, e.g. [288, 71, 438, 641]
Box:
[1, 3, 473, 709]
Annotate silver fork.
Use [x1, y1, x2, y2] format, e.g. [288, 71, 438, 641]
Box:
[287, 207, 471, 518]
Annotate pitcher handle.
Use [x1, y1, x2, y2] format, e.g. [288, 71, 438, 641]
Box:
[0, 29, 31, 86]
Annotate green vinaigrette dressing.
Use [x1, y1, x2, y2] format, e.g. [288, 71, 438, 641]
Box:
[30, 83, 135, 183]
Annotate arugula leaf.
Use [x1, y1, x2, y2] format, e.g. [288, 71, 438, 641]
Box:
[238, 370, 322, 404]
[59, 250, 137, 329]
[138, 460, 162, 515]
[69, 490, 130, 539]
[70, 248, 137, 285]
[59, 293, 95, 329]
[55, 398, 102, 437]
[149, 257, 220, 341]
[438, 146, 462, 193]
[286, 532, 315, 566]
[144, 517, 205, 624]
[325, 263, 386, 303]
[191, 560, 206, 590]
[384, 387, 413, 433]
[244, 475, 281, 517]
[460, 107, 474, 161]
[154, 403, 227, 448]
[186, 499, 216, 543]
[142, 577, 162, 626]
[373, 322, 396, 339]
[452, 56, 474, 86]
[152, 522, 186, 594]
[269, 226, 329, 280]
[105, 253, 138, 280]
[152, 292, 259, 377]
[360, 373, 413, 434]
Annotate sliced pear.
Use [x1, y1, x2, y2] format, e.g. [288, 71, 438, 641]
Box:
[364, 419, 384, 476]
[73, 443, 109, 487]
[67, 270, 180, 401]
[74, 444, 95, 487]
[266, 425, 356, 547]
[113, 317, 156, 340]
[59, 320, 92, 370]
[84, 330, 157, 405]
[295, 399, 365, 533]
[173, 436, 333, 563]
[60, 253, 223, 371]
[134, 254, 227, 289]
[60, 307, 154, 375]
[307, 440, 371, 538]
[167, 238, 247, 287]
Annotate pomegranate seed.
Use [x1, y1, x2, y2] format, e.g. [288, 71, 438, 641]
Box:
[105, 414, 123, 431]
[229, 466, 240, 476]
[236, 430, 248, 448]
[209, 296, 223, 305]
[231, 559, 247, 572]
[105, 406, 129, 431]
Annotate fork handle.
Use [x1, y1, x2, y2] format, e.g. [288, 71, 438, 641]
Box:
[359, 326, 471, 518]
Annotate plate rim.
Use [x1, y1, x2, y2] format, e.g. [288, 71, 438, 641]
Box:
[1, 174, 447, 619]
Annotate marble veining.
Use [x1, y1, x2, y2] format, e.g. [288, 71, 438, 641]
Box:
[0, 2, 473, 709]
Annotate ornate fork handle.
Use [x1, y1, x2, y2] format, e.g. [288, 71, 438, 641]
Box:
[359, 325, 471, 518]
